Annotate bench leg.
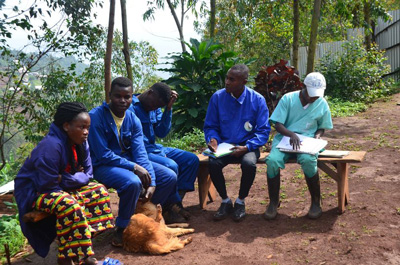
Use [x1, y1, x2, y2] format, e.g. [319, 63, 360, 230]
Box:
[197, 164, 217, 209]
[336, 163, 349, 214]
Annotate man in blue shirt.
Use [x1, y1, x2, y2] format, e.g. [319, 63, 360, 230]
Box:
[265, 72, 333, 220]
[204, 64, 271, 222]
[129, 82, 199, 220]
[88, 77, 182, 247]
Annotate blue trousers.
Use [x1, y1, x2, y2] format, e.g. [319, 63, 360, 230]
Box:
[148, 147, 199, 192]
[94, 162, 179, 228]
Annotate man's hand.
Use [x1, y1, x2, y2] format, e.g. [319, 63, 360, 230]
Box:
[289, 133, 301, 150]
[133, 164, 151, 189]
[167, 90, 179, 110]
[139, 186, 156, 203]
[207, 138, 218, 153]
[230, 145, 248, 157]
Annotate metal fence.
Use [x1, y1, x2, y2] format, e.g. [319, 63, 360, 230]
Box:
[291, 9, 400, 81]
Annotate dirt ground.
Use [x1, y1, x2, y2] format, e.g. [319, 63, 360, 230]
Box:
[11, 94, 400, 265]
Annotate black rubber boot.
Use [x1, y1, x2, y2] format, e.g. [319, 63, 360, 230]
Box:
[263, 174, 280, 220]
[306, 173, 322, 219]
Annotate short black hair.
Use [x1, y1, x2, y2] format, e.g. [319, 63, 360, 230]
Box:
[54, 102, 88, 128]
[111, 77, 133, 93]
[229, 64, 249, 80]
[150, 82, 172, 105]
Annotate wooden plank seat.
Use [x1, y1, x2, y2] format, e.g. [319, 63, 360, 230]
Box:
[197, 150, 366, 213]
[23, 210, 52, 223]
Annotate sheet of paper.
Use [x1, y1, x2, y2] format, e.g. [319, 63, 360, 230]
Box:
[203, 142, 235, 158]
[276, 134, 327, 155]
[318, 150, 349, 157]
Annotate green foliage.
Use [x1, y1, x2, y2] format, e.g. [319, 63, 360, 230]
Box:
[92, 29, 160, 91]
[163, 38, 240, 135]
[0, 202, 25, 264]
[0, 153, 19, 186]
[327, 97, 368, 117]
[0, 0, 102, 170]
[317, 40, 395, 103]
[160, 128, 205, 153]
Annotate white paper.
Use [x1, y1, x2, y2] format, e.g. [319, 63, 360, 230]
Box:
[276, 134, 327, 155]
[203, 142, 235, 158]
[318, 150, 349, 157]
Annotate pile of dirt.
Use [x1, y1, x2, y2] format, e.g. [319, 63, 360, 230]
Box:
[12, 94, 400, 265]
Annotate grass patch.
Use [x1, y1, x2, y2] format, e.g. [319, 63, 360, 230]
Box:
[328, 98, 368, 117]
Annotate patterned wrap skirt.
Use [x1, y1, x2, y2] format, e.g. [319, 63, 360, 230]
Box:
[33, 182, 115, 262]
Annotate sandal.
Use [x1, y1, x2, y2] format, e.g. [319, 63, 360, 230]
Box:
[103, 257, 123, 264]
[82, 256, 98, 265]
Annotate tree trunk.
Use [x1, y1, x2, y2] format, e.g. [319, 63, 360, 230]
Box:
[120, 0, 133, 81]
[105, 0, 116, 102]
[166, 0, 186, 52]
[292, 0, 300, 70]
[363, 0, 372, 50]
[306, 0, 322, 74]
[210, 0, 216, 38]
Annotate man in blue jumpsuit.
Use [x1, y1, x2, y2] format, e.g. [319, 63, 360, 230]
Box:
[88, 77, 181, 247]
[129, 82, 199, 220]
[204, 64, 271, 222]
[265, 72, 333, 220]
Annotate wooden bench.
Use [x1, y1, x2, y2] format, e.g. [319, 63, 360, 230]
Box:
[197, 151, 366, 213]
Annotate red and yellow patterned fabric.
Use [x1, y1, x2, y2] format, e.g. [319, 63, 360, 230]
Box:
[34, 182, 114, 262]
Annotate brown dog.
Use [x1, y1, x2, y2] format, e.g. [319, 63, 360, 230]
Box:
[122, 201, 194, 254]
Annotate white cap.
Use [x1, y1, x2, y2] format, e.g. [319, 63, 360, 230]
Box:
[304, 72, 326, 97]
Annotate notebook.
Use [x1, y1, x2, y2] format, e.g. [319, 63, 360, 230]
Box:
[276, 134, 327, 155]
[203, 142, 236, 158]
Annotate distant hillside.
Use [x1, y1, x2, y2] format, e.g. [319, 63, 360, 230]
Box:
[0, 50, 88, 75]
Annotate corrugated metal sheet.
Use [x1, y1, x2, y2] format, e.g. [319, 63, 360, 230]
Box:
[290, 9, 400, 80]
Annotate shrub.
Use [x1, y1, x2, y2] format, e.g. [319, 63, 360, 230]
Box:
[162, 38, 241, 135]
[316, 40, 394, 103]
[254, 59, 303, 116]
[0, 202, 25, 264]
[159, 128, 205, 153]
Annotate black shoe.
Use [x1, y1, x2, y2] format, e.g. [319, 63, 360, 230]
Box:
[111, 227, 124, 247]
[213, 201, 233, 221]
[163, 205, 187, 224]
[232, 203, 246, 222]
[171, 202, 190, 220]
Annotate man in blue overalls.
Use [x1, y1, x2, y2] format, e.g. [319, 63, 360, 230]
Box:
[129, 82, 199, 220]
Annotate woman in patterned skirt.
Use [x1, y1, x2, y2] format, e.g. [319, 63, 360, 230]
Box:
[14, 102, 115, 265]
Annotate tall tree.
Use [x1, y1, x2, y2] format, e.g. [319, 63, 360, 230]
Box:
[306, 0, 322, 74]
[120, 0, 133, 80]
[105, 0, 116, 102]
[363, 0, 372, 50]
[209, 0, 216, 38]
[292, 0, 300, 69]
[0, 0, 101, 170]
[143, 0, 199, 53]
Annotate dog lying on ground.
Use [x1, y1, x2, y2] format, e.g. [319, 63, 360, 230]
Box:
[122, 201, 194, 254]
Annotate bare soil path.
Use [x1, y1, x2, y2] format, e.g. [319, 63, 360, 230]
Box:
[12, 94, 400, 265]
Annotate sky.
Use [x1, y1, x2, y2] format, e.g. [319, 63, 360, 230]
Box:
[3, 0, 202, 78]
[93, 1, 201, 60]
